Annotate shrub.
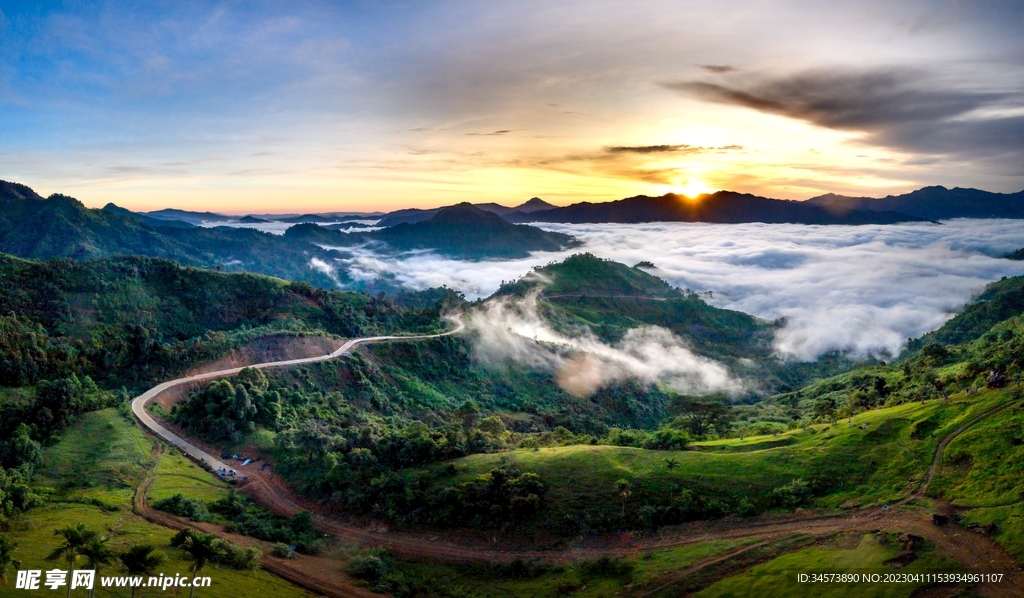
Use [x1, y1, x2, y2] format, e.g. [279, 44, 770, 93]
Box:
[152, 493, 211, 522]
[271, 543, 297, 559]
[772, 478, 811, 508]
[578, 556, 635, 580]
[349, 552, 391, 582]
[221, 543, 260, 570]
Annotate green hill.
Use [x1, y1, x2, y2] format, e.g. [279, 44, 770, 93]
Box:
[0, 193, 196, 261]
[492, 254, 847, 385]
[286, 203, 580, 259]
[496, 252, 677, 297]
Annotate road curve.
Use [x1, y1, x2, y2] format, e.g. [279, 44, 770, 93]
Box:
[131, 315, 465, 476]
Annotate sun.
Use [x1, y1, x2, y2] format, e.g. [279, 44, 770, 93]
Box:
[675, 178, 714, 199]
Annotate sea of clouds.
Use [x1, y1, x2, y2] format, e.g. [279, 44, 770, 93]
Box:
[199, 220, 381, 235]
[320, 219, 1024, 363]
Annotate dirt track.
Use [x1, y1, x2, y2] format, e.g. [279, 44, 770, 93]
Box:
[134, 472, 382, 598]
[131, 320, 1024, 597]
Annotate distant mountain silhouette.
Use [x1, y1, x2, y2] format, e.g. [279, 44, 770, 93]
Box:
[103, 203, 196, 229]
[516, 197, 557, 213]
[806, 186, 1024, 220]
[287, 203, 580, 259]
[377, 197, 558, 227]
[278, 214, 338, 224]
[508, 192, 927, 225]
[143, 208, 234, 224]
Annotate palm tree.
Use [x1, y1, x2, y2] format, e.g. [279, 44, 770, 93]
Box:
[175, 530, 226, 598]
[616, 478, 632, 517]
[0, 536, 20, 585]
[80, 536, 115, 598]
[119, 544, 164, 598]
[47, 523, 97, 598]
[663, 457, 680, 470]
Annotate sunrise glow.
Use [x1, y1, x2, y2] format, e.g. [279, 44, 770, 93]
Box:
[675, 179, 715, 199]
[0, 2, 1021, 212]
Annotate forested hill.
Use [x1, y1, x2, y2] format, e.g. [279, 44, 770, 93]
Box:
[490, 254, 840, 388]
[0, 184, 339, 286]
[908, 275, 1024, 349]
[285, 203, 580, 259]
[495, 253, 677, 298]
[0, 252, 451, 390]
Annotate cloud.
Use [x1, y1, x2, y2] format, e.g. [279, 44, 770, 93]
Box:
[605, 144, 743, 155]
[700, 64, 736, 73]
[308, 257, 340, 285]
[607, 144, 694, 154]
[664, 68, 1024, 161]
[318, 219, 1024, 361]
[467, 290, 740, 396]
[466, 129, 514, 136]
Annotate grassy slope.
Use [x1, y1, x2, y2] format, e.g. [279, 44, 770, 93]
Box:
[147, 449, 233, 504]
[694, 534, 959, 598]
[354, 539, 760, 597]
[408, 389, 1011, 531]
[928, 399, 1024, 562]
[0, 409, 309, 598]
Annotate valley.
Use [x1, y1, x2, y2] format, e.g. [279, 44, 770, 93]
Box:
[4, 243, 1024, 597]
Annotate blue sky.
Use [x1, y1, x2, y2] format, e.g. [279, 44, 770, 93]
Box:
[2, 1, 1023, 212]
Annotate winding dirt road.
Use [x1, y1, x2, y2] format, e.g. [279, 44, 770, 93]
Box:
[130, 317, 1024, 597]
[132, 316, 465, 475]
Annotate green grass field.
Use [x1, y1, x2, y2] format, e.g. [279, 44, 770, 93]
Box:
[694, 533, 960, 598]
[147, 449, 233, 504]
[35, 409, 157, 509]
[356, 538, 759, 598]
[0, 408, 310, 598]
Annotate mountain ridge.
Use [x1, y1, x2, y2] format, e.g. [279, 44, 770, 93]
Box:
[805, 185, 1024, 220]
[507, 191, 928, 225]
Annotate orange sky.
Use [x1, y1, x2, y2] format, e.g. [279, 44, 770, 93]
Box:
[4, 1, 1023, 214]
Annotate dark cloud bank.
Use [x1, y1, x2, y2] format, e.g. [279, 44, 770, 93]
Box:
[664, 68, 1024, 166]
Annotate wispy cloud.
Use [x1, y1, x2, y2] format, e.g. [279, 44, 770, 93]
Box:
[605, 144, 744, 155]
[466, 129, 515, 136]
[699, 64, 736, 73]
[468, 290, 740, 396]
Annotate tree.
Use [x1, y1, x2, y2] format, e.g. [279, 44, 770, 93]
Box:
[0, 536, 20, 585]
[0, 423, 41, 471]
[455, 399, 480, 441]
[669, 395, 735, 437]
[80, 536, 115, 598]
[172, 529, 226, 598]
[119, 544, 164, 598]
[47, 523, 97, 598]
[616, 479, 632, 517]
[663, 457, 680, 470]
